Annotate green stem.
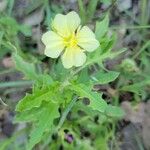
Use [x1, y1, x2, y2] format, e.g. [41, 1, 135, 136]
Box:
[141, 0, 147, 25]
[0, 80, 33, 88]
[56, 96, 78, 131]
[41, 96, 78, 149]
[132, 40, 150, 59]
[0, 68, 15, 75]
[111, 25, 150, 30]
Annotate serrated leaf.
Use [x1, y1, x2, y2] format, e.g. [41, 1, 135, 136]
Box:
[105, 105, 125, 118]
[38, 74, 53, 86]
[27, 102, 59, 150]
[16, 84, 59, 112]
[14, 107, 43, 123]
[95, 14, 109, 40]
[71, 84, 107, 113]
[92, 71, 120, 84]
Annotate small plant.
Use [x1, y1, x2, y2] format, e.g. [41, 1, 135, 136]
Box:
[6, 11, 125, 150]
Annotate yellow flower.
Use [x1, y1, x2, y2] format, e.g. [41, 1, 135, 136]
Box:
[42, 11, 99, 69]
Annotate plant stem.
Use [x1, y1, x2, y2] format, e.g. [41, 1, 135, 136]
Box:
[41, 96, 78, 149]
[0, 68, 15, 75]
[56, 96, 78, 131]
[141, 0, 147, 25]
[132, 40, 150, 59]
[0, 80, 33, 88]
[111, 25, 150, 30]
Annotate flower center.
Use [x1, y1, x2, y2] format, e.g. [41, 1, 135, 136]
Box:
[64, 33, 77, 48]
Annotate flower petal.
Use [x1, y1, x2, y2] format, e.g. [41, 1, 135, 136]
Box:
[41, 31, 65, 58]
[66, 11, 81, 33]
[73, 47, 86, 67]
[77, 26, 100, 52]
[61, 46, 86, 69]
[61, 48, 74, 68]
[44, 46, 63, 58]
[52, 11, 80, 37]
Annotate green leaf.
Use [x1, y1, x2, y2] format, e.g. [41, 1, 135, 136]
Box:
[78, 0, 86, 24]
[78, 68, 90, 84]
[38, 74, 53, 86]
[95, 14, 109, 40]
[105, 105, 125, 118]
[16, 84, 59, 112]
[19, 25, 32, 36]
[101, 0, 111, 5]
[87, 0, 98, 21]
[14, 107, 43, 123]
[27, 102, 59, 150]
[7, 0, 15, 15]
[52, 60, 70, 81]
[13, 53, 53, 85]
[100, 33, 117, 54]
[0, 17, 19, 36]
[87, 48, 126, 68]
[13, 53, 38, 80]
[71, 84, 107, 113]
[0, 31, 4, 47]
[121, 79, 150, 94]
[92, 71, 120, 84]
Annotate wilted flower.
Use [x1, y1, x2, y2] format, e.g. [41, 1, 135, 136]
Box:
[42, 11, 99, 69]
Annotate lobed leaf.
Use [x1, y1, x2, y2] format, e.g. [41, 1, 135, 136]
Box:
[27, 102, 59, 150]
[14, 107, 44, 123]
[16, 84, 59, 112]
[71, 84, 107, 113]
